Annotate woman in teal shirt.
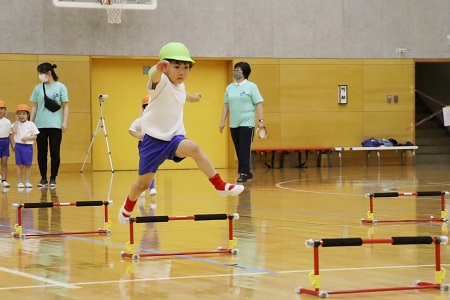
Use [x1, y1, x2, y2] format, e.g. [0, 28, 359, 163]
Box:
[30, 62, 69, 188]
[219, 62, 264, 182]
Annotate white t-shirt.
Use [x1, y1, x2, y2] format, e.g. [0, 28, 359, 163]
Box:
[129, 116, 141, 132]
[0, 117, 12, 138]
[141, 74, 186, 141]
[129, 116, 143, 140]
[12, 121, 40, 144]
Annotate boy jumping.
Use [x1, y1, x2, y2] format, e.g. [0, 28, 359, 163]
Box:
[118, 42, 244, 224]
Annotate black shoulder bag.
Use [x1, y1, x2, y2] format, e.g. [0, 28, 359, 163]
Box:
[42, 83, 61, 112]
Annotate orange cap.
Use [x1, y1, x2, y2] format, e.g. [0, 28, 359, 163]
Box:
[0, 100, 6, 108]
[16, 104, 30, 113]
[142, 95, 150, 105]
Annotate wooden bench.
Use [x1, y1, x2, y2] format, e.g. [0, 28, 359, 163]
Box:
[251, 147, 334, 169]
[332, 146, 418, 167]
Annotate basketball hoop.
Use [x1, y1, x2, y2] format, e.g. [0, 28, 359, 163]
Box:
[101, 0, 127, 24]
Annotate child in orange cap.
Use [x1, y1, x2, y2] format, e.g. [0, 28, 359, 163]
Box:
[0, 100, 13, 188]
[129, 95, 157, 199]
[11, 104, 40, 188]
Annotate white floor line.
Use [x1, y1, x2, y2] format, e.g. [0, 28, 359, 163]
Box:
[73, 263, 450, 286]
[1, 263, 447, 291]
[0, 266, 79, 289]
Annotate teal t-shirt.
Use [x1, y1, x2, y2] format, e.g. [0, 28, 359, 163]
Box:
[224, 80, 263, 128]
[30, 82, 69, 128]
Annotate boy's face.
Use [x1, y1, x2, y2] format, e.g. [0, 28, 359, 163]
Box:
[0, 107, 6, 117]
[165, 61, 191, 85]
[17, 111, 28, 122]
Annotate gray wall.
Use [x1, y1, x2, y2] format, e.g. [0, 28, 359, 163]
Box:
[1, 0, 450, 58]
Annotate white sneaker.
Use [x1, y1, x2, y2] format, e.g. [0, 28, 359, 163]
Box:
[17, 182, 25, 188]
[2, 181, 10, 187]
[150, 188, 157, 196]
[217, 183, 244, 196]
[25, 182, 33, 188]
[118, 202, 132, 224]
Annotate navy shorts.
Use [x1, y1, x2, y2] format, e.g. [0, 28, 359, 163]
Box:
[15, 143, 33, 166]
[138, 134, 186, 175]
[0, 137, 10, 158]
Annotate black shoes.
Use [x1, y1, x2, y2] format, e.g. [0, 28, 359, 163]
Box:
[237, 172, 253, 182]
[38, 178, 48, 187]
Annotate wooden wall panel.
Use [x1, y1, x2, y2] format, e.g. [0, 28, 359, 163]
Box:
[280, 112, 364, 147]
[280, 62, 364, 113]
[60, 112, 92, 165]
[247, 58, 415, 151]
[363, 111, 415, 144]
[363, 60, 415, 112]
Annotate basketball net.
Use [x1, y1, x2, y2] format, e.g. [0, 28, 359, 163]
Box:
[101, 0, 127, 24]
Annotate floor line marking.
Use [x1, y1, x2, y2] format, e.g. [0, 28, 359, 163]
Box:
[73, 263, 450, 286]
[0, 266, 80, 289]
[0, 263, 447, 291]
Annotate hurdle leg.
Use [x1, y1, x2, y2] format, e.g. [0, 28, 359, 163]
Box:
[361, 196, 375, 224]
[121, 220, 138, 259]
[228, 216, 237, 251]
[103, 203, 112, 234]
[296, 245, 322, 297]
[440, 194, 447, 220]
[13, 207, 23, 238]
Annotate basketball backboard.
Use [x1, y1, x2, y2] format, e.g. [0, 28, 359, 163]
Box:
[52, 0, 157, 10]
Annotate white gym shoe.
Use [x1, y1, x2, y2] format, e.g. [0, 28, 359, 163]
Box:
[217, 183, 244, 196]
[17, 182, 25, 188]
[1, 181, 10, 187]
[150, 188, 157, 196]
[118, 202, 132, 224]
[25, 182, 33, 188]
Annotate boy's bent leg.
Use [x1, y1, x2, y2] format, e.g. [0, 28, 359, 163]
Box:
[118, 173, 154, 224]
[175, 139, 244, 196]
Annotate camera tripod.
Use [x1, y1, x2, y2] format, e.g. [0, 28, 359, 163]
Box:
[81, 95, 114, 173]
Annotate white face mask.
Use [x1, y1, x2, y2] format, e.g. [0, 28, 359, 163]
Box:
[39, 74, 49, 83]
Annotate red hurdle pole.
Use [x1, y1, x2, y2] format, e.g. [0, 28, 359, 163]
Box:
[296, 236, 449, 297]
[15, 205, 23, 236]
[12, 200, 112, 238]
[121, 213, 240, 260]
[361, 191, 449, 224]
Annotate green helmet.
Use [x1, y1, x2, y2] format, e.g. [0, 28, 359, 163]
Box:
[159, 42, 195, 63]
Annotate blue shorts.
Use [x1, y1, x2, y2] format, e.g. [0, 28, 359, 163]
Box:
[138, 134, 186, 175]
[15, 143, 33, 166]
[0, 137, 10, 158]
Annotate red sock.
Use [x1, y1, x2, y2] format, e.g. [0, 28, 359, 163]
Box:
[209, 173, 235, 191]
[122, 196, 136, 217]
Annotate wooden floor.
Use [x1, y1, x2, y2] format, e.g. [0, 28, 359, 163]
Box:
[1, 163, 450, 299]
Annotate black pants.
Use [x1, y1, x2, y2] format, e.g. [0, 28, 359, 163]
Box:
[230, 126, 254, 174]
[36, 128, 62, 180]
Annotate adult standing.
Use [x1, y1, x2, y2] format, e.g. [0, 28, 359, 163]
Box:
[219, 62, 264, 183]
[30, 63, 69, 188]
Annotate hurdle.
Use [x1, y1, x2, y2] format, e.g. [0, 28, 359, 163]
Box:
[12, 200, 113, 238]
[295, 236, 449, 298]
[120, 213, 239, 260]
[361, 191, 449, 224]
